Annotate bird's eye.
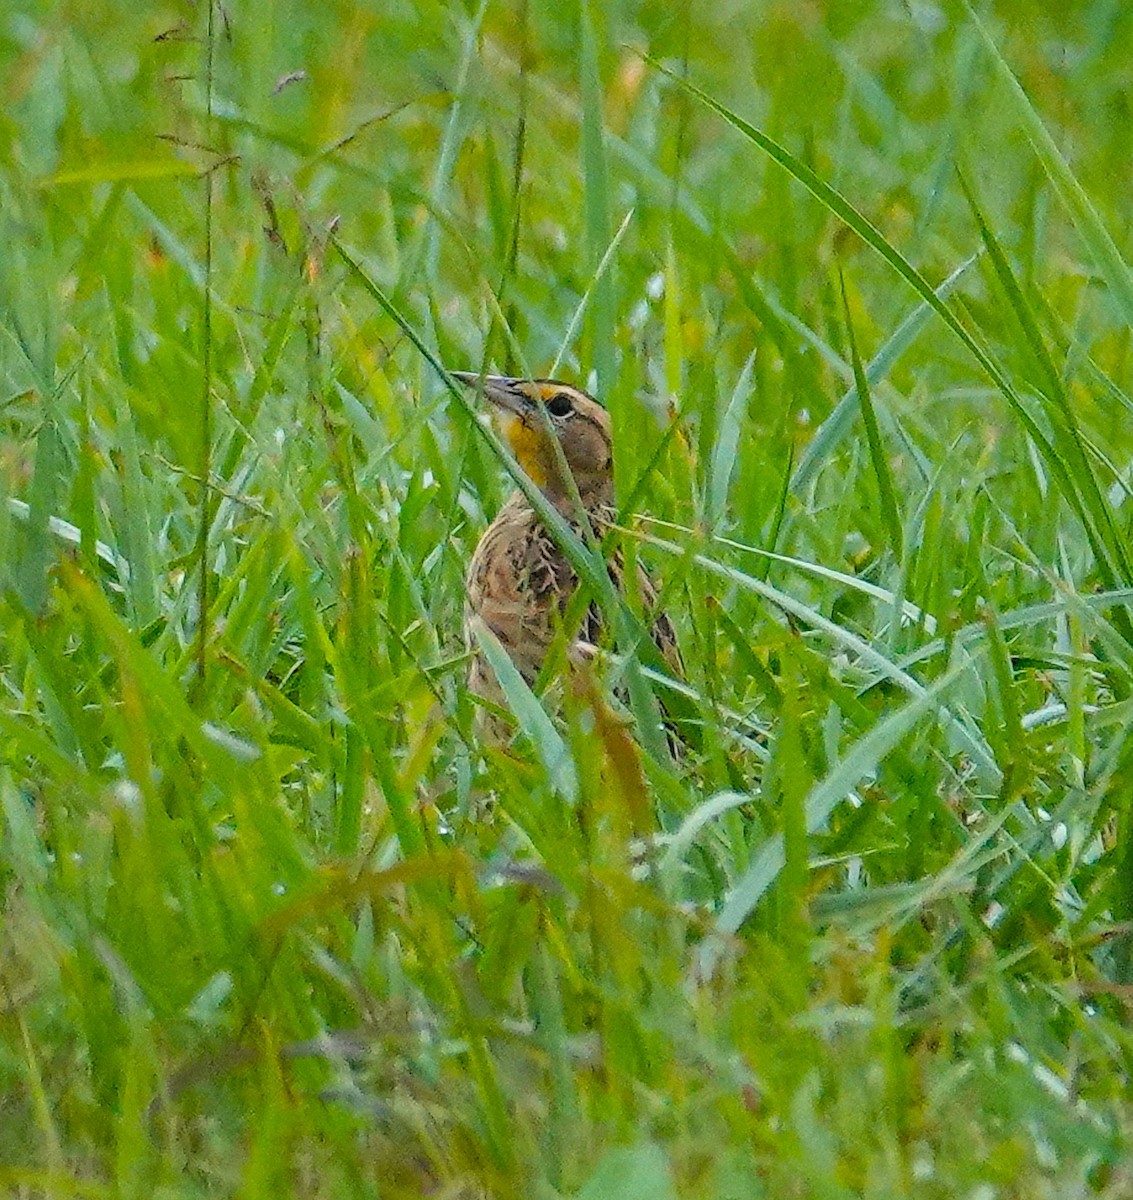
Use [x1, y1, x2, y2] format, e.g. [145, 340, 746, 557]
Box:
[546, 392, 574, 418]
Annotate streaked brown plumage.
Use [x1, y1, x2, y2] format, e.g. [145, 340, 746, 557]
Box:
[454, 373, 678, 741]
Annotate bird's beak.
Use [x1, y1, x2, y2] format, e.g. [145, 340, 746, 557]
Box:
[450, 372, 532, 419]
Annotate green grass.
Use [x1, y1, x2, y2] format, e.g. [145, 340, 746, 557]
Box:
[4, 0, 1133, 1195]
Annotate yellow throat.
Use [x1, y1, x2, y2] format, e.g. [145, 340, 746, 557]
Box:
[496, 410, 551, 488]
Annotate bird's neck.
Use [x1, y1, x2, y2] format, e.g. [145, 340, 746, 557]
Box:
[545, 478, 613, 523]
[516, 478, 613, 531]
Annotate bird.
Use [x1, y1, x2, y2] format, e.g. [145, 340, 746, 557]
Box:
[452, 372, 680, 744]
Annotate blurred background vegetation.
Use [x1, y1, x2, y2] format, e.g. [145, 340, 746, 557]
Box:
[4, 0, 1133, 1195]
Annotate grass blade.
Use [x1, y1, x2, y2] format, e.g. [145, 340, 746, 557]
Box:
[706, 350, 756, 530]
[791, 254, 979, 494]
[712, 656, 974, 939]
[470, 619, 578, 804]
[579, 0, 614, 394]
[838, 269, 903, 560]
[965, 2, 1133, 327]
[641, 531, 1001, 785]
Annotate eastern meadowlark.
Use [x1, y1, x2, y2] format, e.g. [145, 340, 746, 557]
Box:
[453, 373, 679, 742]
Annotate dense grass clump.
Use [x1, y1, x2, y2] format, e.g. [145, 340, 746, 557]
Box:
[4, 1, 1133, 1194]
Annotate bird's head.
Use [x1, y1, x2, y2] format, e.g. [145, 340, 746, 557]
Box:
[452, 373, 613, 508]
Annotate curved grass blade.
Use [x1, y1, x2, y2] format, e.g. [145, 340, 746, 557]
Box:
[644, 57, 1113, 533]
[639, 519, 938, 633]
[6, 497, 129, 581]
[640, 531, 1001, 785]
[579, 0, 614, 395]
[656, 51, 1133, 622]
[965, 2, 1133, 327]
[710, 655, 974, 942]
[838, 269, 903, 560]
[959, 173, 1132, 590]
[418, 0, 490, 284]
[706, 350, 756, 530]
[549, 207, 635, 378]
[659, 790, 754, 873]
[471, 620, 578, 804]
[792, 253, 978, 494]
[895, 585, 1133, 686]
[644, 58, 996, 371]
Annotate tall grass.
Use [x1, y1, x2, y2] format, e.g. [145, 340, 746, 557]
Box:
[3, 1, 1133, 1195]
